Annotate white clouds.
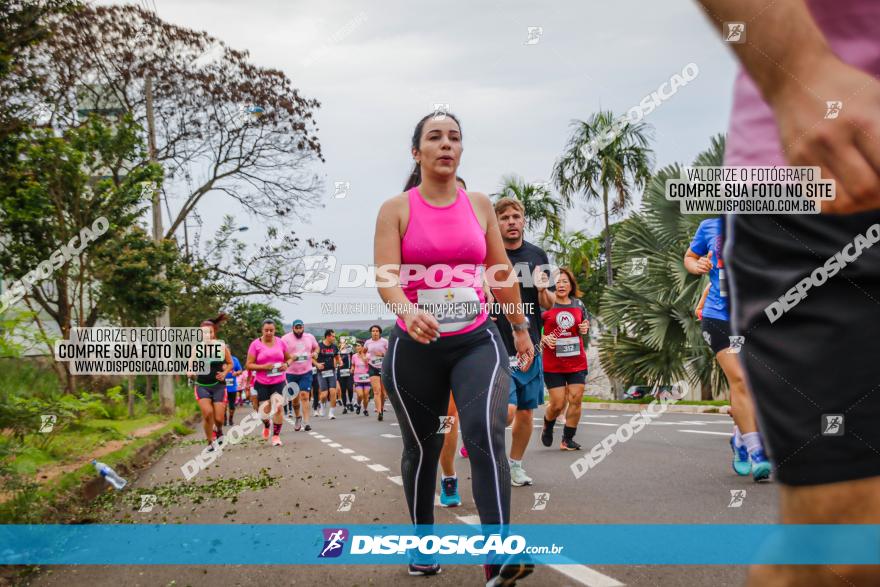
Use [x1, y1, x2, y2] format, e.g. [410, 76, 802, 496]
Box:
[98, 0, 737, 323]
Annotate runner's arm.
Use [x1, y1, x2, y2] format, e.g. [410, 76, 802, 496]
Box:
[696, 0, 880, 213]
[216, 346, 233, 381]
[536, 252, 555, 310]
[695, 283, 710, 319]
[684, 248, 712, 275]
[374, 195, 440, 344]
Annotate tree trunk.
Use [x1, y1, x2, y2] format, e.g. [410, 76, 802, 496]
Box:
[144, 374, 153, 403]
[127, 374, 135, 418]
[603, 186, 613, 286]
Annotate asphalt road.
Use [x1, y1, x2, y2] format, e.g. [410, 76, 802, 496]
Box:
[25, 404, 780, 587]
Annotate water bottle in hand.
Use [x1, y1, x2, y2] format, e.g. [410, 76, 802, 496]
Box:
[92, 459, 127, 490]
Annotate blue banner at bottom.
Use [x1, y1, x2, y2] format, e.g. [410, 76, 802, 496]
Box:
[1, 524, 879, 565]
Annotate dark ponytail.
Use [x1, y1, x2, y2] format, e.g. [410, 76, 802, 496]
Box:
[200, 312, 229, 333]
[403, 112, 462, 191]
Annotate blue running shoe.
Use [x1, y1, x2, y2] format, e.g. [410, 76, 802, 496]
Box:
[439, 476, 462, 507]
[750, 448, 772, 482]
[730, 436, 751, 476]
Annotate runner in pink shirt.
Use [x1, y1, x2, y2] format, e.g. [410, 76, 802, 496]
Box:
[245, 319, 292, 446]
[281, 319, 319, 431]
[351, 340, 371, 416]
[364, 325, 389, 421]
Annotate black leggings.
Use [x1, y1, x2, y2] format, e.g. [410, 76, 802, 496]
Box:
[338, 376, 353, 404]
[383, 320, 510, 526]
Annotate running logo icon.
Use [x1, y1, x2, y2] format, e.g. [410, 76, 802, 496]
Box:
[319, 528, 349, 558]
[629, 257, 647, 276]
[437, 415, 456, 434]
[728, 489, 746, 508]
[334, 181, 351, 199]
[139, 494, 157, 513]
[299, 255, 337, 293]
[531, 492, 550, 511]
[524, 26, 543, 45]
[724, 22, 746, 43]
[821, 414, 844, 436]
[337, 494, 355, 512]
[727, 336, 745, 354]
[432, 103, 450, 120]
[39, 414, 57, 433]
[825, 101, 843, 119]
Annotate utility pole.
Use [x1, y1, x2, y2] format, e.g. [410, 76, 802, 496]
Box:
[146, 76, 175, 415]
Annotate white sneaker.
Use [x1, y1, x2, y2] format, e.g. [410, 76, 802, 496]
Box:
[329, 408, 336, 420]
[510, 463, 533, 487]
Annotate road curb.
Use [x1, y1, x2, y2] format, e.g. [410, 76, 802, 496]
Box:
[585, 402, 730, 414]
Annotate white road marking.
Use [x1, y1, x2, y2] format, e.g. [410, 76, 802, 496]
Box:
[579, 421, 620, 427]
[549, 565, 625, 587]
[313, 434, 326, 439]
[338, 448, 354, 454]
[329, 442, 341, 448]
[351, 455, 370, 462]
[678, 429, 730, 436]
[453, 516, 624, 586]
[381, 433, 402, 438]
[387, 476, 403, 486]
[390, 423, 399, 426]
[321, 438, 332, 443]
[368, 463, 390, 472]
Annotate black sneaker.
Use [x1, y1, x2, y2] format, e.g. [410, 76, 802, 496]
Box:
[541, 418, 555, 447]
[408, 563, 441, 576]
[560, 437, 581, 451]
[485, 558, 534, 586]
[378, 412, 383, 422]
[342, 407, 348, 415]
[355, 405, 361, 415]
[304, 424, 312, 432]
[363, 410, 369, 417]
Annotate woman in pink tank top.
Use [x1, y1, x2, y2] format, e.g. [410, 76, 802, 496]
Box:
[373, 112, 535, 583]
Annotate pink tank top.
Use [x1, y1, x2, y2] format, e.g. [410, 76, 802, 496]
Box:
[396, 187, 488, 336]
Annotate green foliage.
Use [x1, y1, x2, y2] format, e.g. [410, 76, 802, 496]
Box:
[93, 226, 183, 328]
[492, 174, 565, 240]
[597, 135, 727, 398]
[221, 301, 283, 359]
[553, 110, 654, 285]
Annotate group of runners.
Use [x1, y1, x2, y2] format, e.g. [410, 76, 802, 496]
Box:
[187, 117, 773, 586]
[184, 3, 880, 583]
[190, 320, 392, 448]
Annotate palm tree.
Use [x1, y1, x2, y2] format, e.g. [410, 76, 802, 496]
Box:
[540, 229, 599, 284]
[597, 135, 727, 399]
[553, 111, 653, 286]
[492, 174, 565, 240]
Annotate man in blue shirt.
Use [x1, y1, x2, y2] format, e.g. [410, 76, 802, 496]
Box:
[225, 355, 243, 426]
[686, 217, 770, 482]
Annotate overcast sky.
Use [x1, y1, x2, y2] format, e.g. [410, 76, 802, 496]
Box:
[104, 0, 739, 326]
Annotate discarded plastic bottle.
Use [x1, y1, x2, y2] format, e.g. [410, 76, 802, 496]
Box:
[92, 459, 127, 490]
